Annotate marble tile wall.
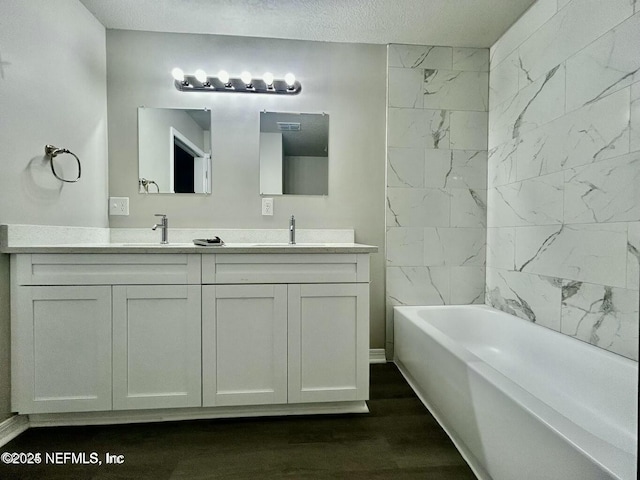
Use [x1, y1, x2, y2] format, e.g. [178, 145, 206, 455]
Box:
[487, 0, 639, 360]
[386, 45, 489, 354]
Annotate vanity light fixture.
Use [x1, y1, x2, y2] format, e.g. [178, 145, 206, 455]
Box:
[284, 73, 296, 90]
[172, 67, 301, 95]
[217, 70, 230, 86]
[240, 71, 253, 88]
[171, 68, 187, 85]
[194, 69, 209, 85]
[263, 72, 274, 89]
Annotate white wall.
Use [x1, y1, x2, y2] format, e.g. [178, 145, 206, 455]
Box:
[106, 30, 387, 348]
[0, 0, 108, 420]
[487, 0, 639, 359]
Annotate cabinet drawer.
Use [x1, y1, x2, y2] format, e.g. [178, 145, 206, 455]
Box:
[14, 254, 201, 285]
[202, 254, 369, 284]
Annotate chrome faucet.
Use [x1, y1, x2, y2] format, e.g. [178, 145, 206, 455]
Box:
[289, 215, 296, 245]
[152, 214, 169, 244]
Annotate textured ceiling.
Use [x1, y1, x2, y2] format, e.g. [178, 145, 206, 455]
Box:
[80, 0, 536, 48]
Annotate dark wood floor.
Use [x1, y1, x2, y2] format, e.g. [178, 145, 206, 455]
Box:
[0, 363, 476, 479]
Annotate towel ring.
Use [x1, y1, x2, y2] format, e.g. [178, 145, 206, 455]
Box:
[44, 145, 82, 183]
[139, 178, 159, 193]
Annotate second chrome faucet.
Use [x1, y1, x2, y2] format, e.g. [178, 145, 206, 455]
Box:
[152, 214, 169, 244]
[289, 215, 296, 245]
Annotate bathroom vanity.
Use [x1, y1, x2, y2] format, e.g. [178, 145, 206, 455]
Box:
[5, 242, 376, 424]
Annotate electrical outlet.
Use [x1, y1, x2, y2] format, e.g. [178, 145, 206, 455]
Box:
[109, 197, 129, 216]
[262, 197, 274, 216]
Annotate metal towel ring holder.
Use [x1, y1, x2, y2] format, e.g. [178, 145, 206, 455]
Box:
[44, 145, 82, 183]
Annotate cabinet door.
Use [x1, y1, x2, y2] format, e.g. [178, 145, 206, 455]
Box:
[288, 283, 369, 403]
[202, 284, 287, 406]
[12, 286, 112, 414]
[112, 285, 201, 410]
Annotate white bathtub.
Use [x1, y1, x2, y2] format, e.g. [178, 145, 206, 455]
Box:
[393, 305, 638, 480]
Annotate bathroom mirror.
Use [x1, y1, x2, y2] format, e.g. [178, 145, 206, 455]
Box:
[138, 107, 212, 194]
[260, 111, 329, 195]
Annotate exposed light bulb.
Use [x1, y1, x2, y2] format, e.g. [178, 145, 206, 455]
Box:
[263, 72, 274, 86]
[284, 73, 296, 87]
[171, 67, 185, 82]
[217, 70, 230, 84]
[240, 71, 253, 86]
[195, 69, 207, 83]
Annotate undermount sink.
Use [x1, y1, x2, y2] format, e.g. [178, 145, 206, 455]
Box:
[108, 242, 336, 248]
[115, 242, 191, 247]
[245, 243, 328, 247]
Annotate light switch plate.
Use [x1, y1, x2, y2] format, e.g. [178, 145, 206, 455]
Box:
[262, 198, 274, 216]
[109, 197, 129, 216]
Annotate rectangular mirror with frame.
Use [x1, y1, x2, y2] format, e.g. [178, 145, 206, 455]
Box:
[138, 107, 212, 194]
[259, 111, 329, 196]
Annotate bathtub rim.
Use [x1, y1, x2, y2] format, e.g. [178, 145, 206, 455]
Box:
[393, 304, 638, 480]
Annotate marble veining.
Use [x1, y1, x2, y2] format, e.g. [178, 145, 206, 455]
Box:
[627, 223, 640, 290]
[423, 227, 486, 267]
[516, 225, 564, 273]
[487, 172, 563, 227]
[489, 51, 520, 109]
[631, 82, 640, 152]
[387, 147, 424, 188]
[515, 88, 630, 181]
[488, 140, 518, 188]
[387, 266, 450, 305]
[443, 150, 487, 189]
[563, 152, 640, 224]
[386, 227, 423, 266]
[487, 0, 638, 360]
[516, 0, 633, 87]
[386, 44, 489, 351]
[489, 64, 565, 149]
[388, 45, 452, 70]
[514, 224, 628, 288]
[423, 69, 488, 111]
[512, 65, 560, 139]
[386, 187, 450, 227]
[489, 0, 558, 68]
[388, 108, 450, 149]
[486, 267, 562, 330]
[565, 11, 640, 111]
[450, 188, 487, 228]
[424, 149, 454, 188]
[561, 281, 639, 359]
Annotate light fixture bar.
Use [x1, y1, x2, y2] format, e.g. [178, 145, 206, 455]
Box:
[173, 73, 301, 95]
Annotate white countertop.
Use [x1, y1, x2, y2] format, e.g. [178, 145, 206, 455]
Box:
[0, 242, 378, 254]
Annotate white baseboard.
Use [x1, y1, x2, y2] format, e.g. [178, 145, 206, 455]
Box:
[0, 415, 29, 448]
[28, 401, 369, 428]
[369, 348, 387, 364]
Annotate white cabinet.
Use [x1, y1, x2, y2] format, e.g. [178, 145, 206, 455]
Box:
[12, 286, 112, 413]
[11, 254, 203, 414]
[202, 282, 369, 408]
[202, 284, 287, 406]
[10, 249, 373, 418]
[288, 283, 369, 403]
[112, 285, 201, 410]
